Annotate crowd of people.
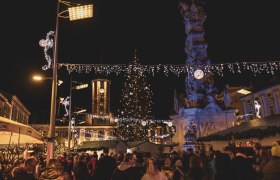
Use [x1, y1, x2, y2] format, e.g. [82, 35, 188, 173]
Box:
[0, 141, 280, 180]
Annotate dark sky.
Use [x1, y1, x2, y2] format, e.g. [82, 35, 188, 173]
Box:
[1, 0, 280, 123]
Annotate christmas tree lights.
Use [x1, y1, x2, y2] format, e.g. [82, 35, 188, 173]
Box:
[114, 51, 153, 141]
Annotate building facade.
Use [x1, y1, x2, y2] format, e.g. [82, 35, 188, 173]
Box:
[32, 79, 116, 149]
[239, 84, 280, 119]
[0, 90, 30, 124]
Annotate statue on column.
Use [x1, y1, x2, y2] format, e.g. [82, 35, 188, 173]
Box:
[224, 84, 231, 107]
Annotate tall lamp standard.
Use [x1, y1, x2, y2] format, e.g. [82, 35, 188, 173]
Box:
[67, 76, 88, 154]
[43, 0, 93, 162]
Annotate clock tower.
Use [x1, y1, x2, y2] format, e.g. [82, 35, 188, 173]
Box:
[91, 79, 111, 116]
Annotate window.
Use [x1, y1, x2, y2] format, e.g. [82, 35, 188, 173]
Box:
[267, 93, 275, 115]
[98, 130, 105, 140]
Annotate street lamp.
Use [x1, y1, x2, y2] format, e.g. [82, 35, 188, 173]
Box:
[44, 0, 93, 163]
[33, 75, 64, 86]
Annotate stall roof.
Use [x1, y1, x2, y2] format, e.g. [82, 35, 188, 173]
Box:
[0, 116, 43, 145]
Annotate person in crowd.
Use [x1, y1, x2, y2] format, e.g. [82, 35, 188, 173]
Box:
[93, 151, 98, 160]
[94, 147, 116, 180]
[260, 147, 270, 170]
[231, 148, 257, 180]
[170, 151, 180, 166]
[252, 142, 262, 173]
[12, 167, 33, 180]
[35, 160, 42, 179]
[173, 160, 184, 180]
[116, 153, 124, 166]
[18, 158, 25, 168]
[12, 157, 38, 180]
[185, 155, 208, 180]
[0, 170, 3, 180]
[134, 152, 145, 178]
[141, 158, 167, 180]
[112, 153, 140, 180]
[89, 154, 97, 176]
[25, 157, 38, 176]
[39, 158, 69, 180]
[208, 146, 215, 163]
[99, 153, 104, 160]
[142, 152, 151, 174]
[161, 157, 174, 180]
[262, 142, 280, 180]
[182, 148, 196, 173]
[199, 149, 209, 175]
[86, 161, 95, 178]
[73, 153, 79, 167]
[65, 155, 73, 179]
[73, 154, 89, 180]
[110, 152, 114, 158]
[210, 150, 232, 180]
[223, 146, 234, 160]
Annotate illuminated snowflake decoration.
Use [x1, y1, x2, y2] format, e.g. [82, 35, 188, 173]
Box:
[39, 31, 54, 70]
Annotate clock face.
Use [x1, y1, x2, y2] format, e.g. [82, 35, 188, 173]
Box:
[194, 69, 204, 79]
[99, 88, 104, 94]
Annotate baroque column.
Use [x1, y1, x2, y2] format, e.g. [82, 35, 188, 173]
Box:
[179, 0, 214, 107]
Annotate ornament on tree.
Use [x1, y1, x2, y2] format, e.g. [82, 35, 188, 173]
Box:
[141, 121, 147, 126]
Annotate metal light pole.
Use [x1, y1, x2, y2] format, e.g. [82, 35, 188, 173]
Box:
[44, 0, 93, 162]
[46, 0, 60, 163]
[67, 78, 88, 154]
[67, 76, 73, 155]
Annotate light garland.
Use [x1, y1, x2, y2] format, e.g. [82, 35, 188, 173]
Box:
[39, 31, 54, 70]
[115, 118, 173, 127]
[59, 61, 280, 77]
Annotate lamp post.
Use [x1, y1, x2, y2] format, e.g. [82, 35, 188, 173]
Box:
[67, 76, 88, 154]
[45, 0, 93, 163]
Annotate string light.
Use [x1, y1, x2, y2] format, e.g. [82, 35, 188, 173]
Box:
[59, 61, 280, 77]
[115, 118, 173, 126]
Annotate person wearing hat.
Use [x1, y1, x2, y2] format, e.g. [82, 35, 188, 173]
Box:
[173, 160, 184, 180]
[262, 143, 280, 180]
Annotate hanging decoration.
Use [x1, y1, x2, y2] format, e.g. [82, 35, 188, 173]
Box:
[39, 31, 54, 70]
[254, 100, 262, 118]
[61, 96, 70, 116]
[59, 61, 280, 77]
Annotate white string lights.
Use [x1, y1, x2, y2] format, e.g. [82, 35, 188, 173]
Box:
[59, 61, 280, 77]
[114, 118, 173, 127]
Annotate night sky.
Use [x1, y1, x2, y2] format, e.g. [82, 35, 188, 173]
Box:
[1, 0, 280, 123]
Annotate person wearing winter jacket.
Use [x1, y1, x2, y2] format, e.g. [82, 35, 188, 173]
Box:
[112, 153, 141, 180]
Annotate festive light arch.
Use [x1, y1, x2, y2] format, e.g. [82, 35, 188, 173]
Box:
[58, 61, 280, 77]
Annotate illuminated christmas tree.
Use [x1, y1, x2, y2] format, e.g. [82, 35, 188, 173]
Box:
[115, 50, 153, 141]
